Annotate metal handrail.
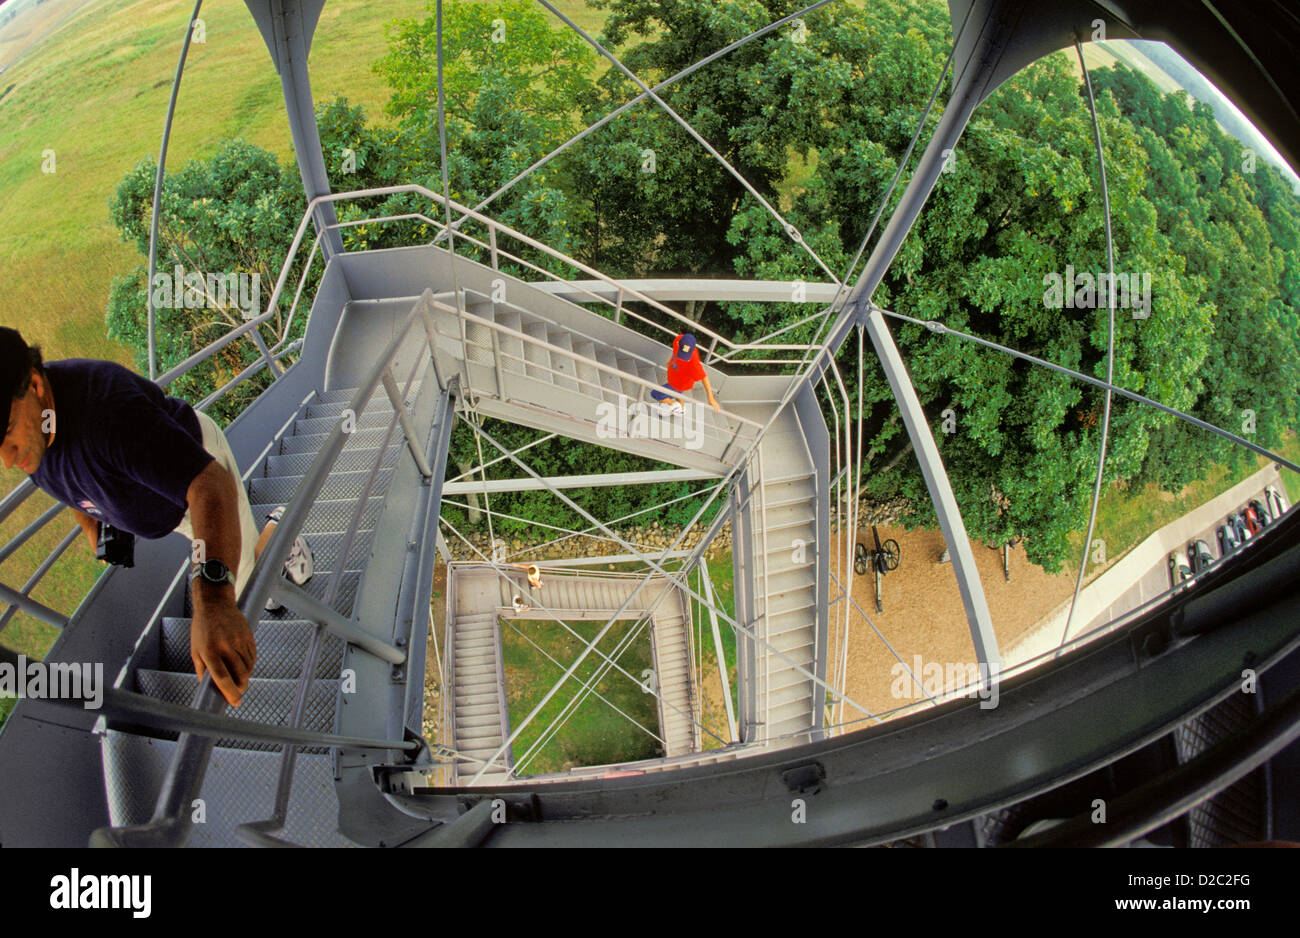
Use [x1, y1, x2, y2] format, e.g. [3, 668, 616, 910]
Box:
[96, 292, 438, 846]
[317, 209, 825, 365]
[195, 338, 302, 413]
[234, 345, 429, 844]
[89, 686, 424, 754]
[756, 447, 772, 742]
[248, 183, 747, 358]
[326, 184, 735, 351]
[437, 298, 763, 434]
[821, 354, 851, 727]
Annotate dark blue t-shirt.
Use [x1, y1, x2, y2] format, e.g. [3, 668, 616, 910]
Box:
[30, 360, 214, 539]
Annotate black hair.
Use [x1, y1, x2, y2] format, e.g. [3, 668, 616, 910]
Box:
[14, 343, 43, 398]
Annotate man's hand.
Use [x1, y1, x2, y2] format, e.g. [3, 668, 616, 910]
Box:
[701, 374, 721, 412]
[190, 583, 256, 707]
[184, 460, 256, 705]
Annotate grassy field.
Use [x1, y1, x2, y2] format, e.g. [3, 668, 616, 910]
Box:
[500, 615, 660, 774]
[0, 0, 606, 359]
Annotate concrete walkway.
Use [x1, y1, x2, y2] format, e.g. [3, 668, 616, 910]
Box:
[1006, 464, 1290, 668]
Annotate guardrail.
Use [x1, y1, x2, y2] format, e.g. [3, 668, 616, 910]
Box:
[0, 178, 832, 643]
[431, 293, 763, 464]
[90, 290, 442, 847]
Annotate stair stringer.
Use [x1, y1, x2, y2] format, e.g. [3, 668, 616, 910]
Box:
[791, 380, 831, 742]
[307, 317, 455, 844]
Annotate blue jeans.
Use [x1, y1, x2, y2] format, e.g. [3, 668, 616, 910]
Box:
[650, 383, 676, 401]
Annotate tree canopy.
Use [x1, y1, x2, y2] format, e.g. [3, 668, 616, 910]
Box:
[104, 0, 1300, 568]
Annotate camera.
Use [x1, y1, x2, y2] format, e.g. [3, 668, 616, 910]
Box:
[95, 521, 135, 568]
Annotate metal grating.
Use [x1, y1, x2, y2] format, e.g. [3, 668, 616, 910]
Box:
[1174, 692, 1269, 847]
[134, 670, 339, 754]
[160, 618, 345, 681]
[103, 731, 356, 847]
[265, 445, 400, 477]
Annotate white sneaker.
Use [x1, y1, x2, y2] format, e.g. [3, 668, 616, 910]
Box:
[284, 533, 314, 585]
[657, 399, 684, 417]
[263, 506, 314, 612]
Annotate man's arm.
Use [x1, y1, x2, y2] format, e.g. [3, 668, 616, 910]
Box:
[73, 508, 99, 553]
[701, 373, 720, 411]
[186, 460, 256, 706]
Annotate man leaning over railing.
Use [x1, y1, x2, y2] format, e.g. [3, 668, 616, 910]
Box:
[0, 327, 313, 707]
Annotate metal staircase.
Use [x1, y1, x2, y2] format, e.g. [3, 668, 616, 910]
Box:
[730, 391, 827, 745]
[98, 330, 448, 844]
[424, 276, 830, 752]
[427, 281, 755, 474]
[446, 563, 702, 783]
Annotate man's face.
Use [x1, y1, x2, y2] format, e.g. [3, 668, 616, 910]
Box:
[0, 371, 50, 475]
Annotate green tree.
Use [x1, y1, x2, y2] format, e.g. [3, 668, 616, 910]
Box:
[372, 0, 597, 270]
[105, 139, 307, 423]
[722, 14, 1219, 571]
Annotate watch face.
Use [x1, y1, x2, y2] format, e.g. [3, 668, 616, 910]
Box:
[201, 559, 231, 582]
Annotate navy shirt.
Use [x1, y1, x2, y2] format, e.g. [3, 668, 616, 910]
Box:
[30, 360, 214, 539]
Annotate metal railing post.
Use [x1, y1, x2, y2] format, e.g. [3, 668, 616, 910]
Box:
[382, 368, 434, 479]
[146, 0, 205, 381]
[247, 325, 282, 380]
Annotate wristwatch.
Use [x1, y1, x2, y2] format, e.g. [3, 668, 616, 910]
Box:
[190, 558, 235, 586]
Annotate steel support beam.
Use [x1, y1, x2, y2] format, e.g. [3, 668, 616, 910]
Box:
[533, 279, 844, 305]
[819, 25, 1008, 671]
[442, 467, 718, 495]
[244, 0, 344, 261]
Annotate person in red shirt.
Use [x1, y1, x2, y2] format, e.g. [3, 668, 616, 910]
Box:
[650, 333, 720, 413]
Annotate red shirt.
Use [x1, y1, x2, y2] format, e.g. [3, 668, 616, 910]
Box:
[666, 335, 706, 391]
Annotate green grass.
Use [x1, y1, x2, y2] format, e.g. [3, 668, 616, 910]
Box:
[690, 553, 737, 745]
[0, 0, 606, 353]
[499, 615, 660, 774]
[1281, 437, 1300, 506]
[1067, 434, 1300, 574]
